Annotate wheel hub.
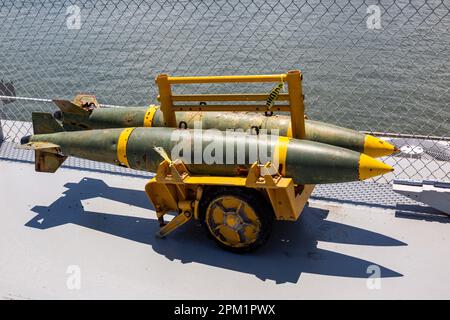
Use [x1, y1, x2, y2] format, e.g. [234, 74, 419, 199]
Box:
[206, 196, 261, 248]
[225, 212, 242, 229]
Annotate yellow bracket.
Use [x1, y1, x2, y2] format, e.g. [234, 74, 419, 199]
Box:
[156, 210, 193, 238]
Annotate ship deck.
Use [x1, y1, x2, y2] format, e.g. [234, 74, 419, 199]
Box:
[0, 121, 449, 299]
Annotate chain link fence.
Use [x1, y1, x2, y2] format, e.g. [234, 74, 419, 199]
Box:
[0, 0, 449, 183]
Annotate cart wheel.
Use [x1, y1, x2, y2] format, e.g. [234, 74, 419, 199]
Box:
[199, 187, 274, 252]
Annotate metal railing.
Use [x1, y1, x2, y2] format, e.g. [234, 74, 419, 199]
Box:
[0, 0, 448, 183]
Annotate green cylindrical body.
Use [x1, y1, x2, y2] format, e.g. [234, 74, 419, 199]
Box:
[29, 127, 362, 184]
[60, 108, 366, 153]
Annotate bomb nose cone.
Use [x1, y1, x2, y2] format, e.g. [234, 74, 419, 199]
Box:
[363, 135, 398, 158]
[358, 154, 394, 180]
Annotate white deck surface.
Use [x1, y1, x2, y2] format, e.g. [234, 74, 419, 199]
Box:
[0, 159, 449, 299]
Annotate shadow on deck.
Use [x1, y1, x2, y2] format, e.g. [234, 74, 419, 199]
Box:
[26, 177, 405, 284]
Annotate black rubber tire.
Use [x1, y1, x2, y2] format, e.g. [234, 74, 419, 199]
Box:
[198, 187, 274, 253]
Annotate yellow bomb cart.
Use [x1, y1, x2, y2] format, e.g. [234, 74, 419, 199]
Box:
[24, 70, 394, 252]
[147, 70, 315, 252]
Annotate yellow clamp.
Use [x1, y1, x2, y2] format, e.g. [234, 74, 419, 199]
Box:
[117, 127, 135, 167]
[143, 105, 159, 127]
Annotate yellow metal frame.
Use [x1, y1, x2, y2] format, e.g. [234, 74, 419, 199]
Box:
[155, 70, 306, 139]
[149, 71, 314, 239]
[145, 159, 315, 238]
